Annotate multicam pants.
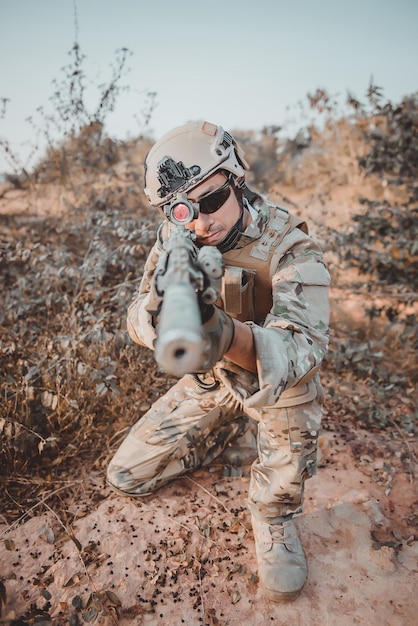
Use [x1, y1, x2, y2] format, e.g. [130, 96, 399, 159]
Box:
[106, 373, 323, 525]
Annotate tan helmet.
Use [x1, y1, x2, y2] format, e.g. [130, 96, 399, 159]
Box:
[144, 120, 249, 207]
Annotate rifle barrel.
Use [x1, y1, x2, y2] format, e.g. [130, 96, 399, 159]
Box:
[154, 281, 203, 376]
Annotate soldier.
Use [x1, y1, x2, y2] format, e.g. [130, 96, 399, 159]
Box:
[107, 121, 330, 602]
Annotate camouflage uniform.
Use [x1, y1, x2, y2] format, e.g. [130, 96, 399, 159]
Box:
[107, 196, 330, 525]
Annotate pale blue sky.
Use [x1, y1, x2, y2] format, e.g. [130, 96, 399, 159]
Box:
[1, 0, 417, 173]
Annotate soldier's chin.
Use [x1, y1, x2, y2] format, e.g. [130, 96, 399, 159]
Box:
[199, 231, 223, 246]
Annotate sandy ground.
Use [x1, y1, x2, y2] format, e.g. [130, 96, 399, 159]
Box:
[1, 429, 417, 625]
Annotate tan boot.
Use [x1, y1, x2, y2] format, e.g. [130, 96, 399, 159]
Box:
[252, 517, 307, 602]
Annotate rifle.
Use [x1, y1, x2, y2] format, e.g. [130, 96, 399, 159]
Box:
[153, 195, 224, 377]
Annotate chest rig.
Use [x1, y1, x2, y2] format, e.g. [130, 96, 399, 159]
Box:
[220, 204, 307, 324]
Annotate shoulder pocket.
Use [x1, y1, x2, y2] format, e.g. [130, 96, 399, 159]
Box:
[276, 261, 330, 286]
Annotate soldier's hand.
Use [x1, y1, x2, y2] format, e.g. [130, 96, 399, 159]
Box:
[145, 251, 169, 319]
[198, 304, 235, 371]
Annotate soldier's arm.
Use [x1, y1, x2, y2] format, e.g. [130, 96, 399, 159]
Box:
[126, 240, 162, 349]
[225, 319, 257, 373]
[247, 233, 330, 403]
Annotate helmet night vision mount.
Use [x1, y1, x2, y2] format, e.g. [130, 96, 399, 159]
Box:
[144, 121, 249, 208]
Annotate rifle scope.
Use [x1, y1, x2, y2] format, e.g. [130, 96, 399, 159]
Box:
[164, 196, 198, 226]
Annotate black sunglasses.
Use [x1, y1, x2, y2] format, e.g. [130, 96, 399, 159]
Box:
[197, 176, 232, 215]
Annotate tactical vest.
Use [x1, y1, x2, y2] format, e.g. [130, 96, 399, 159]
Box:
[221, 204, 307, 324]
[220, 204, 321, 408]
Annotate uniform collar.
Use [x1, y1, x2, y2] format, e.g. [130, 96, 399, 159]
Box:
[229, 197, 269, 249]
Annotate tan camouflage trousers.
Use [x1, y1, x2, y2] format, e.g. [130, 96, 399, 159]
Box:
[107, 374, 323, 524]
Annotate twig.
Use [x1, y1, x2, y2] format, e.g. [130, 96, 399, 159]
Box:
[389, 419, 416, 485]
[42, 500, 120, 626]
[126, 497, 235, 554]
[99, 276, 142, 293]
[42, 501, 88, 576]
[197, 557, 206, 623]
[184, 476, 249, 534]
[185, 476, 235, 516]
[0, 475, 100, 538]
[0, 418, 46, 444]
[330, 286, 418, 300]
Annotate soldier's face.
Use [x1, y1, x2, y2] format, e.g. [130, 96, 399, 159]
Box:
[185, 172, 242, 246]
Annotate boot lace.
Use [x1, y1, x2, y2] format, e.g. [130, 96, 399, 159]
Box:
[269, 524, 287, 545]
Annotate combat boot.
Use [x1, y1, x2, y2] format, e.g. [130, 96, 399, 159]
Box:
[251, 516, 307, 602]
[218, 416, 258, 475]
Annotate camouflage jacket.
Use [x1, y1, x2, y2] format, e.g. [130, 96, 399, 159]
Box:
[127, 196, 330, 409]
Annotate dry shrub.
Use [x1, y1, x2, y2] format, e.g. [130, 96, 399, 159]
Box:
[0, 138, 169, 511]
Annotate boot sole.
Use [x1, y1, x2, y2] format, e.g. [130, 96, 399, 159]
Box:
[262, 584, 303, 603]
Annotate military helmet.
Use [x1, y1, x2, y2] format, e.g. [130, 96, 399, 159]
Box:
[144, 121, 249, 208]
